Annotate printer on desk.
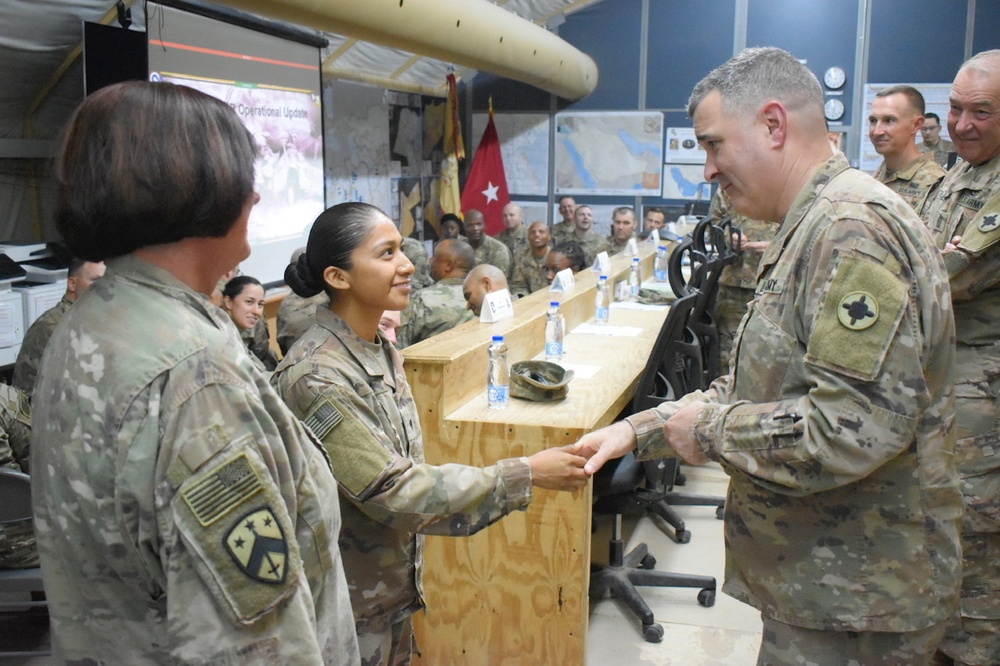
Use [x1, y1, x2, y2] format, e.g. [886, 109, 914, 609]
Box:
[0, 251, 30, 368]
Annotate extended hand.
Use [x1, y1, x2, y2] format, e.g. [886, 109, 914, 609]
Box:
[528, 445, 589, 491]
[569, 421, 638, 476]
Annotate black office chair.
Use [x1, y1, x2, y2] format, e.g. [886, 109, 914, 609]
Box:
[0, 468, 50, 658]
[590, 292, 717, 643]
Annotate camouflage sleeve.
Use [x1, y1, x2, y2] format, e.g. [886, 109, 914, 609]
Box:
[509, 260, 530, 298]
[304, 381, 532, 537]
[944, 239, 1000, 301]
[155, 380, 332, 661]
[689, 218, 930, 496]
[492, 243, 512, 275]
[396, 297, 421, 348]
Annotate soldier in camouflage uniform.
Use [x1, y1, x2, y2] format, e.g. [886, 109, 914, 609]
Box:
[567, 205, 610, 267]
[550, 195, 576, 246]
[921, 112, 957, 168]
[708, 189, 777, 372]
[509, 221, 552, 297]
[397, 239, 475, 347]
[869, 85, 946, 212]
[30, 81, 359, 664]
[576, 48, 962, 664]
[222, 275, 279, 371]
[0, 383, 34, 569]
[920, 50, 1000, 666]
[400, 236, 432, 291]
[495, 202, 529, 262]
[464, 209, 512, 275]
[272, 202, 588, 665]
[277, 290, 329, 355]
[12, 258, 104, 401]
[606, 206, 638, 256]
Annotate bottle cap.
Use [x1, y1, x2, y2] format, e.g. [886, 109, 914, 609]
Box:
[550, 301, 560, 307]
[599, 274, 607, 279]
[492, 335, 504, 342]
[632, 257, 640, 263]
[657, 245, 666, 250]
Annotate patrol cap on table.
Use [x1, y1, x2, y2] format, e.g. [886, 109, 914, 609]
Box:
[510, 360, 574, 402]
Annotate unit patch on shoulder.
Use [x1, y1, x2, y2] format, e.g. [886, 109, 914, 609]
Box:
[837, 291, 879, 330]
[978, 212, 1000, 233]
[224, 507, 289, 584]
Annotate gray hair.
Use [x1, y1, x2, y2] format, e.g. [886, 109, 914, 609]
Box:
[960, 49, 1000, 77]
[687, 47, 823, 120]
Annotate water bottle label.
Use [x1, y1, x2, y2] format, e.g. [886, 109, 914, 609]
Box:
[596, 306, 609, 321]
[488, 385, 509, 404]
[654, 269, 667, 282]
[545, 341, 563, 358]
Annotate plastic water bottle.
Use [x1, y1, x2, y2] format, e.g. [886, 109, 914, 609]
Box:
[653, 245, 668, 283]
[628, 257, 642, 300]
[545, 302, 565, 361]
[486, 335, 509, 410]
[595, 275, 610, 325]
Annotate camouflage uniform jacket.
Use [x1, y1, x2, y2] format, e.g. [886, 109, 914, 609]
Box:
[495, 225, 528, 262]
[550, 220, 575, 246]
[921, 152, 1000, 539]
[397, 277, 474, 347]
[12, 295, 71, 400]
[921, 138, 956, 168]
[873, 154, 946, 213]
[0, 383, 34, 570]
[573, 229, 611, 267]
[270, 308, 532, 633]
[401, 237, 432, 291]
[30, 255, 359, 664]
[242, 317, 278, 371]
[627, 154, 962, 632]
[509, 249, 550, 297]
[472, 235, 512, 275]
[277, 291, 329, 355]
[606, 234, 638, 257]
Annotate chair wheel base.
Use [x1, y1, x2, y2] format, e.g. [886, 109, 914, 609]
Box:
[698, 588, 716, 607]
[642, 622, 664, 643]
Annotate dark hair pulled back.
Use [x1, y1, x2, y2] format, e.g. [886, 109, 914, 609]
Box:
[285, 202, 387, 298]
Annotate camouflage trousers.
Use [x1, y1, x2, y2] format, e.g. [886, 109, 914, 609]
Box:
[359, 616, 416, 666]
[0, 521, 38, 569]
[758, 616, 947, 666]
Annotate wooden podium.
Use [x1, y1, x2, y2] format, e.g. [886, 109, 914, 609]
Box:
[403, 244, 671, 664]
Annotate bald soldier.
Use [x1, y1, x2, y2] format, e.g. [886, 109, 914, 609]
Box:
[495, 203, 529, 261]
[462, 264, 509, 318]
[921, 50, 1000, 666]
[509, 221, 552, 297]
[397, 239, 475, 347]
[575, 47, 961, 664]
[868, 84, 946, 212]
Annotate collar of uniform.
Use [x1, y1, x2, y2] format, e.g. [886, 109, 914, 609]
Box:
[435, 277, 466, 286]
[949, 151, 1000, 193]
[313, 306, 396, 386]
[894, 154, 937, 179]
[758, 152, 851, 275]
[106, 254, 230, 331]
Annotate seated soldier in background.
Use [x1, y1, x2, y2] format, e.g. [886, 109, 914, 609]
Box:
[401, 235, 433, 290]
[398, 238, 475, 347]
[495, 203, 529, 260]
[544, 240, 588, 285]
[463, 264, 509, 318]
[276, 247, 329, 355]
[919, 111, 956, 168]
[606, 206, 638, 255]
[640, 207, 667, 239]
[221, 274, 279, 371]
[509, 221, 552, 297]
[550, 195, 577, 245]
[568, 205, 610, 267]
[12, 257, 105, 401]
[0, 383, 34, 570]
[708, 189, 777, 371]
[464, 209, 512, 275]
[379, 310, 401, 346]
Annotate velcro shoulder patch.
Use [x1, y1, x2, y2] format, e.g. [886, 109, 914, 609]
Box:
[806, 250, 907, 381]
[958, 208, 1000, 255]
[306, 396, 395, 501]
[173, 445, 300, 625]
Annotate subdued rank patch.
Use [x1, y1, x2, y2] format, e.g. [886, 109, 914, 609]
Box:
[978, 212, 999, 232]
[838, 291, 879, 330]
[224, 507, 289, 584]
[182, 452, 263, 527]
[304, 401, 344, 441]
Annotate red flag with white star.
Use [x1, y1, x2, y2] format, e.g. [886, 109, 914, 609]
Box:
[461, 108, 510, 236]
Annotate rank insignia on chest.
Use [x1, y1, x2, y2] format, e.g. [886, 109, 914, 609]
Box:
[225, 507, 289, 584]
[838, 291, 879, 330]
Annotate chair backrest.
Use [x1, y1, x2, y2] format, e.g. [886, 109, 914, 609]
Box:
[630, 291, 702, 415]
[0, 468, 32, 524]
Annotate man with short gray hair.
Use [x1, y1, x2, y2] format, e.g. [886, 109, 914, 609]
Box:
[574, 47, 961, 664]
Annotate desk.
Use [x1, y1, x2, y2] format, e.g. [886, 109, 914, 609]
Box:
[403, 244, 671, 664]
